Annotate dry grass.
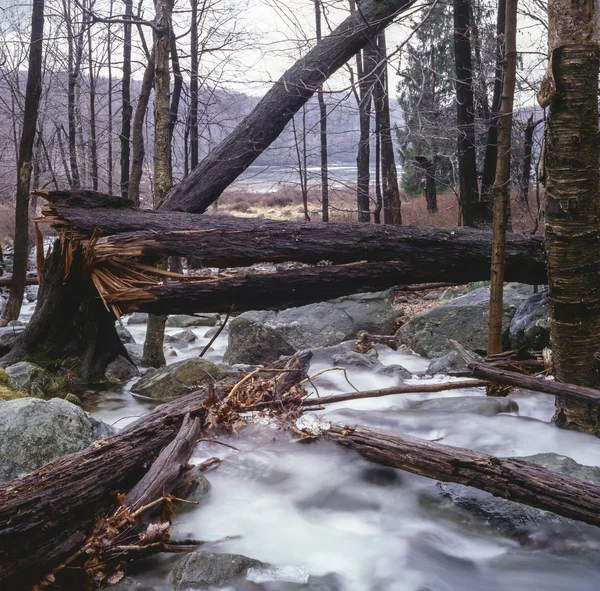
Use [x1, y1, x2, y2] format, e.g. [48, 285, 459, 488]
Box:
[217, 183, 544, 233]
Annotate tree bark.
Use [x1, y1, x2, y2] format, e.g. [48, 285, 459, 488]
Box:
[0, 0, 44, 326]
[120, 0, 133, 199]
[544, 0, 600, 435]
[453, 0, 479, 227]
[325, 424, 600, 528]
[159, 0, 417, 214]
[314, 0, 329, 221]
[479, 0, 506, 221]
[87, 16, 98, 191]
[487, 0, 518, 355]
[519, 115, 541, 203]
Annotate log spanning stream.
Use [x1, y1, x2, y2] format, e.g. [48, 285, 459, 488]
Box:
[43, 301, 600, 591]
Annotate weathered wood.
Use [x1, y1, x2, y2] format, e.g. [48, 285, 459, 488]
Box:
[108, 260, 540, 316]
[0, 276, 38, 287]
[451, 339, 600, 407]
[41, 190, 546, 281]
[325, 423, 600, 528]
[158, 0, 417, 214]
[0, 352, 310, 590]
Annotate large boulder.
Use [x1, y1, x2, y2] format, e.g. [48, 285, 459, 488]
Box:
[166, 314, 220, 328]
[126, 312, 148, 325]
[0, 325, 25, 355]
[173, 551, 264, 591]
[105, 355, 139, 381]
[0, 398, 115, 483]
[396, 285, 529, 358]
[225, 291, 400, 365]
[509, 289, 550, 350]
[130, 358, 226, 401]
[116, 324, 136, 344]
[4, 362, 55, 398]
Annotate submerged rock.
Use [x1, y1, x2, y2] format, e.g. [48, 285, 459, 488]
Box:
[0, 398, 114, 483]
[509, 289, 550, 350]
[4, 361, 54, 398]
[0, 325, 25, 355]
[126, 312, 148, 325]
[116, 324, 136, 344]
[426, 351, 476, 376]
[24, 285, 38, 302]
[411, 395, 518, 416]
[396, 285, 528, 358]
[101, 577, 155, 591]
[105, 355, 139, 381]
[173, 465, 211, 503]
[167, 329, 199, 348]
[131, 358, 226, 400]
[173, 551, 264, 591]
[225, 291, 400, 364]
[166, 314, 220, 328]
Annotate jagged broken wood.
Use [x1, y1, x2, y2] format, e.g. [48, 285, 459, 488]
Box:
[451, 340, 600, 407]
[325, 423, 600, 528]
[0, 352, 311, 590]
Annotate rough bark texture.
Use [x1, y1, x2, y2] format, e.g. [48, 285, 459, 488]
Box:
[120, 0, 133, 200]
[315, 0, 329, 222]
[0, 0, 44, 326]
[1, 242, 128, 379]
[159, 0, 416, 214]
[453, 0, 479, 227]
[109, 256, 545, 316]
[326, 424, 600, 528]
[0, 353, 309, 590]
[488, 0, 518, 355]
[544, 0, 600, 435]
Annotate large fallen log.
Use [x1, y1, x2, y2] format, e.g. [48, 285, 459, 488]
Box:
[0, 352, 310, 590]
[325, 424, 600, 528]
[40, 189, 546, 280]
[159, 0, 417, 214]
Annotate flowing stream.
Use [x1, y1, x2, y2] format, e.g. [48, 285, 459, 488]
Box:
[42, 307, 600, 591]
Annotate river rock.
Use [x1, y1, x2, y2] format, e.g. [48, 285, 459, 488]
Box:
[225, 291, 400, 365]
[105, 355, 139, 381]
[126, 312, 148, 325]
[24, 285, 38, 302]
[167, 329, 198, 348]
[396, 285, 528, 358]
[101, 577, 155, 591]
[0, 325, 25, 355]
[173, 465, 211, 503]
[0, 397, 115, 483]
[509, 289, 550, 350]
[116, 324, 136, 344]
[130, 358, 226, 400]
[4, 362, 54, 398]
[166, 314, 220, 328]
[173, 551, 264, 591]
[437, 453, 600, 534]
[124, 343, 144, 366]
[411, 395, 518, 416]
[296, 483, 381, 513]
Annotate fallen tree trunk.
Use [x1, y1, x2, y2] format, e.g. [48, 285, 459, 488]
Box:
[0, 276, 38, 287]
[451, 340, 600, 408]
[107, 261, 538, 316]
[158, 0, 417, 214]
[41, 190, 546, 280]
[0, 352, 310, 590]
[325, 423, 600, 528]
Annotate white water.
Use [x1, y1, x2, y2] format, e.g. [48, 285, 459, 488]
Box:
[57, 310, 600, 591]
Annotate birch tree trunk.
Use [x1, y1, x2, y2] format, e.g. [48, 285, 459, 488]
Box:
[544, 0, 600, 435]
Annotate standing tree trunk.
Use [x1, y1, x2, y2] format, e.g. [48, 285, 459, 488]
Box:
[314, 0, 329, 221]
[87, 13, 98, 191]
[1, 0, 44, 326]
[519, 114, 541, 203]
[169, 28, 184, 180]
[129, 48, 155, 207]
[487, 0, 518, 355]
[142, 0, 172, 368]
[543, 0, 600, 435]
[189, 0, 199, 170]
[378, 32, 401, 225]
[120, 0, 133, 200]
[453, 0, 479, 227]
[107, 16, 114, 193]
[63, 0, 80, 188]
[480, 0, 506, 221]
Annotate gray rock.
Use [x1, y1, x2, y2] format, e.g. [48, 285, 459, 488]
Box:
[173, 465, 211, 503]
[396, 286, 528, 358]
[166, 314, 220, 328]
[509, 289, 550, 350]
[5, 362, 54, 398]
[24, 285, 38, 302]
[437, 453, 600, 534]
[100, 576, 155, 591]
[0, 398, 115, 483]
[223, 317, 296, 365]
[411, 395, 518, 416]
[105, 355, 139, 381]
[426, 351, 475, 376]
[64, 393, 82, 406]
[125, 343, 144, 366]
[0, 325, 25, 355]
[0, 296, 5, 315]
[116, 324, 136, 344]
[126, 312, 148, 325]
[203, 326, 223, 338]
[376, 364, 412, 381]
[173, 551, 264, 591]
[225, 291, 400, 364]
[423, 291, 442, 301]
[131, 358, 226, 401]
[167, 329, 198, 347]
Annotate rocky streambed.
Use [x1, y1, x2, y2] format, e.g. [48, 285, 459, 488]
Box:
[1, 286, 599, 591]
